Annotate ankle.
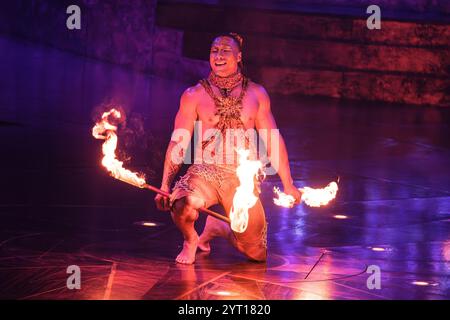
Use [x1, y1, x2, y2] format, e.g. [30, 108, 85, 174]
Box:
[185, 233, 199, 243]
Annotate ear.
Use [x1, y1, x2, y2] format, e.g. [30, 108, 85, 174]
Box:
[237, 52, 242, 62]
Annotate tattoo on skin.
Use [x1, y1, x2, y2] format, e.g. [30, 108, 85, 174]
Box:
[161, 141, 184, 189]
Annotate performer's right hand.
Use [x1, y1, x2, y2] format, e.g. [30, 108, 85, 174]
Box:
[283, 183, 302, 205]
[155, 186, 170, 211]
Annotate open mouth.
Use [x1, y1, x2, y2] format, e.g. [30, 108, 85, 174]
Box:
[215, 62, 226, 66]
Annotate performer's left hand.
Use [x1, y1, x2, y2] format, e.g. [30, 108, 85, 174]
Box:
[283, 183, 302, 205]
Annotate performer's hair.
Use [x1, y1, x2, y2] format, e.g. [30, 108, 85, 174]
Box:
[213, 32, 245, 73]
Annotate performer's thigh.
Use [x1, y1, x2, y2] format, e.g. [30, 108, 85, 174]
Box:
[220, 190, 267, 260]
[236, 199, 266, 243]
[171, 174, 219, 210]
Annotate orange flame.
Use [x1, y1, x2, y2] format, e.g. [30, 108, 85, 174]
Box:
[273, 187, 296, 208]
[92, 108, 146, 188]
[273, 181, 338, 208]
[230, 149, 263, 233]
[302, 182, 338, 207]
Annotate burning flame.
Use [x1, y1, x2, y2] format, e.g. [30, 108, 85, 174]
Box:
[273, 181, 338, 208]
[302, 182, 338, 207]
[92, 108, 146, 188]
[230, 149, 264, 233]
[273, 187, 296, 208]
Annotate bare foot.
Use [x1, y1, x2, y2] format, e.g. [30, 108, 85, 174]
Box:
[176, 235, 199, 264]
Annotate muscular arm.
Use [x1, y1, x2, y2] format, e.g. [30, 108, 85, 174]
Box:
[160, 141, 184, 189]
[160, 88, 198, 190]
[255, 86, 295, 189]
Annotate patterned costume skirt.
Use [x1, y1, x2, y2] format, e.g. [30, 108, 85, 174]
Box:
[170, 163, 268, 259]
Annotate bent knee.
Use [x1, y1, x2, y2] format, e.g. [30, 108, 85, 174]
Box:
[247, 250, 267, 262]
[172, 196, 203, 218]
[183, 195, 204, 209]
[238, 243, 267, 262]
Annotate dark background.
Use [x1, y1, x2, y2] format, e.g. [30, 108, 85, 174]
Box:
[0, 0, 448, 299]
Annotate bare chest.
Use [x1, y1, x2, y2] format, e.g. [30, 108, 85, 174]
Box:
[196, 88, 259, 129]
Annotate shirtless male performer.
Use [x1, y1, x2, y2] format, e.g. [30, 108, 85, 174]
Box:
[155, 33, 301, 264]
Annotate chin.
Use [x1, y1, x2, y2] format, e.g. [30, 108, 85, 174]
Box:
[212, 68, 234, 77]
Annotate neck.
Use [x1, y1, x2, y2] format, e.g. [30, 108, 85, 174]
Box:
[208, 70, 243, 91]
[214, 69, 240, 78]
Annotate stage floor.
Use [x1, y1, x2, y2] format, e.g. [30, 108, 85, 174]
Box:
[0, 35, 449, 300]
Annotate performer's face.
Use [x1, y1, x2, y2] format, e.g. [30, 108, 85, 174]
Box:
[210, 36, 242, 77]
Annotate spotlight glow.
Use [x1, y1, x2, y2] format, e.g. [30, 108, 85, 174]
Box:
[333, 215, 348, 219]
[208, 290, 240, 297]
[142, 222, 157, 227]
[411, 281, 438, 287]
[134, 221, 160, 227]
[371, 247, 386, 252]
[216, 291, 233, 296]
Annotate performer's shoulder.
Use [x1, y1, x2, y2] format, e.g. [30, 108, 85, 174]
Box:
[247, 80, 270, 101]
[181, 83, 204, 100]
